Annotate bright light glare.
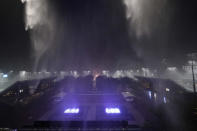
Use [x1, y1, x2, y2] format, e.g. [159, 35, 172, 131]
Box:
[64, 108, 79, 114]
[154, 92, 157, 99]
[148, 91, 152, 99]
[163, 97, 167, 103]
[105, 108, 121, 114]
[3, 74, 8, 78]
[166, 88, 170, 92]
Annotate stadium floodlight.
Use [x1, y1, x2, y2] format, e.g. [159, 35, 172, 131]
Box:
[64, 108, 79, 114]
[105, 108, 121, 114]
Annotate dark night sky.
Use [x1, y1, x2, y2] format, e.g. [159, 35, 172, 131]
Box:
[0, 0, 197, 71]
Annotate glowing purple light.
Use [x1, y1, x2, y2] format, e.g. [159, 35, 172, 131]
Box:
[148, 91, 152, 99]
[64, 108, 79, 114]
[163, 97, 167, 103]
[105, 108, 121, 114]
